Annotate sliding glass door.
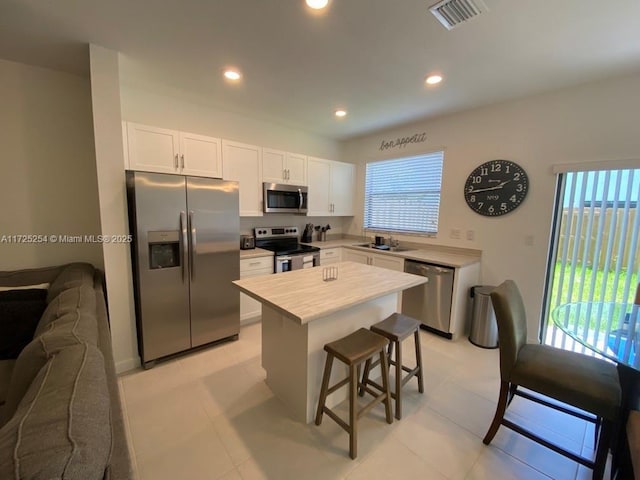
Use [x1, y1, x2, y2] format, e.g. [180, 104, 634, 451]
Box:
[543, 168, 640, 351]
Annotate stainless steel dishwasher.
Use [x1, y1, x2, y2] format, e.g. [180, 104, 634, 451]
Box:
[402, 260, 455, 338]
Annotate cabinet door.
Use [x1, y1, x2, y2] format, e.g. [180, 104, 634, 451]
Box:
[371, 253, 404, 272]
[343, 249, 370, 265]
[330, 161, 355, 216]
[307, 157, 332, 216]
[320, 247, 342, 265]
[222, 140, 263, 216]
[180, 132, 222, 178]
[286, 152, 307, 185]
[262, 148, 286, 183]
[240, 258, 273, 322]
[127, 123, 180, 174]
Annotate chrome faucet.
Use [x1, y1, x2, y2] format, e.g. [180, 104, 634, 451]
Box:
[388, 235, 399, 248]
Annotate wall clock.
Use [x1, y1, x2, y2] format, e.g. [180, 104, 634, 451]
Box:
[464, 160, 529, 216]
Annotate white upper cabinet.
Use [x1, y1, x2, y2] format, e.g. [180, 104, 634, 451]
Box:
[307, 157, 332, 216]
[307, 157, 355, 216]
[126, 122, 222, 178]
[330, 161, 355, 216]
[127, 123, 180, 174]
[222, 140, 263, 217]
[262, 148, 307, 185]
[179, 131, 222, 178]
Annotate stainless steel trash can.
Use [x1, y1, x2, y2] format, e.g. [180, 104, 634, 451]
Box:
[469, 286, 498, 349]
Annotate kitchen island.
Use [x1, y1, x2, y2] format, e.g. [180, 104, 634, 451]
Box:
[233, 261, 427, 423]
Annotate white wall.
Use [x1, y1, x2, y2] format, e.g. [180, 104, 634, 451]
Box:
[0, 59, 103, 270]
[341, 72, 640, 339]
[89, 46, 139, 373]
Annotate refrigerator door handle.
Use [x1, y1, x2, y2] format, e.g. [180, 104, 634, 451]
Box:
[189, 210, 196, 281]
[180, 211, 188, 283]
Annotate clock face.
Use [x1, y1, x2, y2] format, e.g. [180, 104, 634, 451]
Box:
[464, 160, 529, 216]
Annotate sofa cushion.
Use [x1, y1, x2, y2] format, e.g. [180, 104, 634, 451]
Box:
[0, 344, 112, 480]
[0, 288, 48, 360]
[35, 284, 97, 338]
[1, 308, 98, 424]
[47, 263, 95, 303]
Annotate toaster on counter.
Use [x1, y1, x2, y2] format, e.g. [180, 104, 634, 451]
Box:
[240, 235, 255, 250]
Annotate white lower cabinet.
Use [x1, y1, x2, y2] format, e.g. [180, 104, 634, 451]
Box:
[319, 248, 342, 265]
[343, 249, 404, 309]
[342, 249, 404, 271]
[240, 256, 273, 324]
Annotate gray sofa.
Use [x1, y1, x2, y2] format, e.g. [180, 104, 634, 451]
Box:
[0, 263, 132, 480]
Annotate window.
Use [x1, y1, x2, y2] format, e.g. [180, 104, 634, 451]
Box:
[364, 151, 443, 235]
[543, 168, 640, 350]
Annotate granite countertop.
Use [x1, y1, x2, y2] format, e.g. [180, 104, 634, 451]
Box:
[233, 261, 427, 325]
[240, 248, 273, 259]
[302, 238, 481, 268]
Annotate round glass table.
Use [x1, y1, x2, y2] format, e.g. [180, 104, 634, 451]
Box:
[552, 302, 640, 369]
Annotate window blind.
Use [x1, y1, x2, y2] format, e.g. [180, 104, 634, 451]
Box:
[364, 152, 443, 235]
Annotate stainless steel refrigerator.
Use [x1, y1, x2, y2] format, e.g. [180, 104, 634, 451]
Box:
[126, 171, 240, 368]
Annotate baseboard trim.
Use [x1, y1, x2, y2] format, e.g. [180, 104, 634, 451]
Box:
[116, 356, 141, 374]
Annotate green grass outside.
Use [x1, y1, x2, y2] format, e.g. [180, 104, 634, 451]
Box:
[549, 262, 638, 306]
[549, 263, 638, 331]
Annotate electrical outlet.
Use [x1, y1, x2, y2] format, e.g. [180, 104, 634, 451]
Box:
[450, 228, 461, 239]
[466, 230, 475, 241]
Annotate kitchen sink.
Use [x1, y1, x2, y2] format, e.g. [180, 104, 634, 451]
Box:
[353, 243, 412, 253]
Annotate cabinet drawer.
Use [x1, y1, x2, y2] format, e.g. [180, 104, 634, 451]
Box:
[240, 256, 273, 273]
[320, 248, 342, 265]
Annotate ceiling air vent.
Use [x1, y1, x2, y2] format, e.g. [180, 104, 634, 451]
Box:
[429, 0, 488, 30]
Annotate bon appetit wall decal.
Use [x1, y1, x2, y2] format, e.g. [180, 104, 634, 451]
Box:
[379, 132, 427, 151]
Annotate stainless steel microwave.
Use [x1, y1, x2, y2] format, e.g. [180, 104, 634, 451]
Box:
[263, 183, 308, 214]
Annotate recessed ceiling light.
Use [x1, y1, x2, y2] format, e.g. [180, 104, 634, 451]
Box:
[335, 109, 347, 118]
[224, 69, 242, 81]
[425, 74, 443, 85]
[306, 0, 329, 9]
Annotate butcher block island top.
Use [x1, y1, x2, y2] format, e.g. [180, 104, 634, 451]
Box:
[233, 261, 427, 325]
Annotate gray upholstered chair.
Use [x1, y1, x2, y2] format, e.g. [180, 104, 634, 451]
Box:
[483, 280, 621, 480]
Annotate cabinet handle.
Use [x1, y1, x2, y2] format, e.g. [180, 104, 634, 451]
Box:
[326, 251, 334, 255]
[283, 169, 287, 180]
[287, 169, 290, 180]
[249, 261, 261, 266]
[180, 154, 185, 169]
[174, 154, 179, 169]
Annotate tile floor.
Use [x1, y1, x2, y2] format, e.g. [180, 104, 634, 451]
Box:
[118, 322, 611, 480]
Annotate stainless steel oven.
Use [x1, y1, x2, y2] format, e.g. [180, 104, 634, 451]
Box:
[263, 183, 308, 214]
[254, 226, 320, 273]
[275, 251, 320, 273]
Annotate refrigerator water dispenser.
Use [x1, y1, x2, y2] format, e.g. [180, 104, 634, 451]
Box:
[148, 231, 180, 269]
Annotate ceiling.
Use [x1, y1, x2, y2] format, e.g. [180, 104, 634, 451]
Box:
[1, 0, 640, 140]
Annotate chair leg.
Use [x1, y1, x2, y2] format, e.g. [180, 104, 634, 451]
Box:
[414, 329, 424, 394]
[349, 364, 357, 459]
[592, 419, 612, 480]
[315, 353, 333, 426]
[483, 381, 510, 445]
[379, 349, 393, 424]
[358, 357, 372, 397]
[507, 383, 518, 406]
[394, 339, 402, 420]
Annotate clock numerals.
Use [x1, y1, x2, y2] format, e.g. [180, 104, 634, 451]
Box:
[463, 160, 529, 217]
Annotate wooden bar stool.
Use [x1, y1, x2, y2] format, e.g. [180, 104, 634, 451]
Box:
[315, 327, 393, 459]
[360, 313, 424, 419]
